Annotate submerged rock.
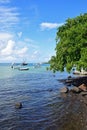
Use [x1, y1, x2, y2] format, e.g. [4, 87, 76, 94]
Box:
[15, 102, 22, 109]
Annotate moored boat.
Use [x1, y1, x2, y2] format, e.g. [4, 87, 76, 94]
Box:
[18, 67, 29, 71]
[21, 62, 28, 66]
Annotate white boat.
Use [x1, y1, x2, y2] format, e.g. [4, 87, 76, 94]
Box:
[34, 63, 41, 68]
[11, 63, 20, 69]
[13, 66, 20, 69]
[18, 67, 29, 71]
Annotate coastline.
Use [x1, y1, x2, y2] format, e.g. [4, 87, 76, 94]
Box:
[59, 75, 87, 86]
[56, 76, 87, 130]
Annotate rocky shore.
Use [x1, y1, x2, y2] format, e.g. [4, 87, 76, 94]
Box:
[58, 76, 87, 130]
[59, 75, 87, 86]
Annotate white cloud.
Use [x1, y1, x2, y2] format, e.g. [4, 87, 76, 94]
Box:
[40, 22, 64, 30]
[15, 47, 28, 56]
[1, 40, 15, 56]
[33, 50, 38, 55]
[0, 6, 19, 31]
[0, 56, 16, 62]
[24, 38, 39, 49]
[44, 56, 51, 62]
[31, 50, 40, 61]
[3, 56, 16, 61]
[24, 38, 34, 43]
[0, 39, 29, 62]
[0, 33, 13, 40]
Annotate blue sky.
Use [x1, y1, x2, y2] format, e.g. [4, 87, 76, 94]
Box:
[0, 0, 87, 63]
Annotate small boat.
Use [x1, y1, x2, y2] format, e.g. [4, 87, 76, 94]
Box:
[21, 61, 28, 66]
[19, 67, 29, 71]
[11, 63, 20, 69]
[13, 66, 20, 69]
[34, 63, 41, 68]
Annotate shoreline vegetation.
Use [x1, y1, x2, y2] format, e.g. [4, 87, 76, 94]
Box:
[48, 13, 87, 129]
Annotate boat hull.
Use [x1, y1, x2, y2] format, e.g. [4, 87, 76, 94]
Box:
[19, 67, 29, 71]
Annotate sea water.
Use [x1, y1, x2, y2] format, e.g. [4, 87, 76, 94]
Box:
[0, 63, 71, 130]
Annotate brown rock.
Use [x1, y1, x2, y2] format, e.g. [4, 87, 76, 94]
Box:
[15, 102, 22, 109]
[60, 87, 69, 93]
[78, 84, 87, 92]
[71, 86, 80, 93]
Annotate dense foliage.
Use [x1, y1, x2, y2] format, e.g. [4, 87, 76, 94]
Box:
[50, 13, 87, 72]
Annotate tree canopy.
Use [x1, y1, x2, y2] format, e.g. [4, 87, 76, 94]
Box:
[50, 13, 87, 72]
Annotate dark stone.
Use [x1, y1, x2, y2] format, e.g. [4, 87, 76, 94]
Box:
[80, 92, 87, 96]
[68, 76, 72, 79]
[58, 76, 87, 86]
[15, 102, 22, 109]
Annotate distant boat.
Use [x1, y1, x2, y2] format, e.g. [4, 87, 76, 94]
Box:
[18, 67, 29, 71]
[21, 61, 28, 66]
[11, 63, 20, 69]
[34, 63, 41, 68]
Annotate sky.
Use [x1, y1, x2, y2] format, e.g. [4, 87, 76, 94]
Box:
[0, 0, 87, 63]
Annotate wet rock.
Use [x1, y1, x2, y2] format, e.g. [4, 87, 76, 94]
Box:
[60, 87, 69, 93]
[15, 102, 22, 109]
[80, 91, 87, 96]
[68, 76, 72, 79]
[59, 76, 87, 86]
[71, 86, 80, 93]
[78, 84, 87, 92]
[61, 93, 67, 98]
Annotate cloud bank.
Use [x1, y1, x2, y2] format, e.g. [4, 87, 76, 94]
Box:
[0, 6, 19, 31]
[40, 22, 64, 30]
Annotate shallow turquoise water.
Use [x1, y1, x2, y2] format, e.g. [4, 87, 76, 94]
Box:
[0, 63, 70, 130]
[0, 63, 50, 79]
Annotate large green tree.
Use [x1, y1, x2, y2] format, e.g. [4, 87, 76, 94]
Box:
[50, 13, 87, 72]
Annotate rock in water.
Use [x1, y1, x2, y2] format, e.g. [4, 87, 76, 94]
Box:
[15, 102, 22, 109]
[60, 87, 69, 93]
[71, 86, 80, 93]
[78, 84, 87, 92]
